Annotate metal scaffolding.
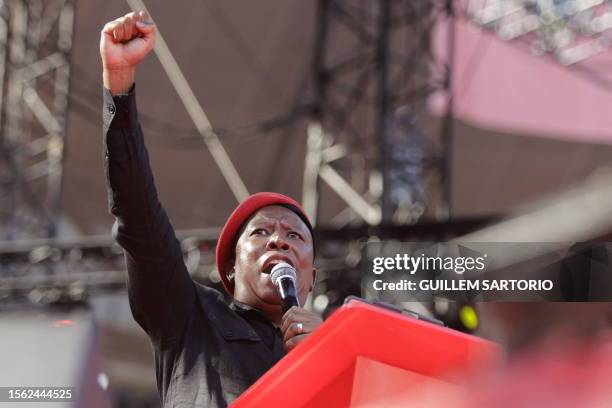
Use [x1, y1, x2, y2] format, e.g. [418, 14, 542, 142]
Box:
[0, 0, 75, 241]
[0, 0, 460, 315]
[303, 0, 452, 227]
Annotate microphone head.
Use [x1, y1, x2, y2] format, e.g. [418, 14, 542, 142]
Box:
[269, 262, 297, 287]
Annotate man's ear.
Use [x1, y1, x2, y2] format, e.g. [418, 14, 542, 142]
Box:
[224, 257, 236, 281]
[309, 268, 317, 292]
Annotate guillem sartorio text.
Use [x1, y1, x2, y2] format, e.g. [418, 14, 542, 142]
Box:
[372, 279, 554, 292]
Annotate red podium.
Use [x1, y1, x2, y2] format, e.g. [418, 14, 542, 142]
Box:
[231, 300, 500, 407]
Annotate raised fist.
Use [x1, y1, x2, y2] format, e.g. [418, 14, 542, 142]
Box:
[100, 11, 156, 94]
[100, 11, 155, 70]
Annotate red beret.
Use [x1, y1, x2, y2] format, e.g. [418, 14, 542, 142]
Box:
[215, 192, 313, 294]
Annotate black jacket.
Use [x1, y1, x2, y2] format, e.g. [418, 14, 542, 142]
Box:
[103, 86, 285, 407]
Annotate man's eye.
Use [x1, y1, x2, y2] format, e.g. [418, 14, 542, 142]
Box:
[288, 231, 302, 240]
[252, 228, 268, 236]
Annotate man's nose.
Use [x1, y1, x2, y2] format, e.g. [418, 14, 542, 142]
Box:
[266, 233, 290, 251]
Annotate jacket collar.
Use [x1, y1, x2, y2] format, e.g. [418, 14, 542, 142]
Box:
[195, 283, 261, 342]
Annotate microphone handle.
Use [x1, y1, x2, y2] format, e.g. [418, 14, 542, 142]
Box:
[278, 277, 299, 314]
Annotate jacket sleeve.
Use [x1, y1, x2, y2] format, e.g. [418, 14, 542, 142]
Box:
[103, 85, 196, 344]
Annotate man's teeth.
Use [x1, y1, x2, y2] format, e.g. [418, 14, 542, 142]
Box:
[263, 261, 284, 274]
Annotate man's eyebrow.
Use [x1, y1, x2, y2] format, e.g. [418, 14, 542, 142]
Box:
[280, 219, 308, 231]
[250, 215, 274, 223]
[247, 220, 270, 228]
[247, 217, 279, 228]
[250, 216, 306, 230]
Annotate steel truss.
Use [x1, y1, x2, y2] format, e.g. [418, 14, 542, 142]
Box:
[0, 229, 220, 306]
[0, 0, 75, 241]
[1, 1, 461, 315]
[304, 0, 453, 227]
[467, 0, 612, 66]
[0, 217, 493, 310]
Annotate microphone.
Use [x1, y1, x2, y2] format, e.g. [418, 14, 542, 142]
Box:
[270, 262, 300, 313]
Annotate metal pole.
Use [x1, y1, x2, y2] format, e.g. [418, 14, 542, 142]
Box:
[126, 0, 250, 203]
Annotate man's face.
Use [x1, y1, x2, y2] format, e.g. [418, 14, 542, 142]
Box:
[230, 205, 316, 313]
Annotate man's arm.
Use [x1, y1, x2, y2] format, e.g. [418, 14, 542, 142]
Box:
[101, 12, 195, 344]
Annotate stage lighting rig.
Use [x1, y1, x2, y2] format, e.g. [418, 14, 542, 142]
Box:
[467, 0, 612, 65]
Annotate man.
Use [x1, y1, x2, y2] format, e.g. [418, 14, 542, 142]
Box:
[100, 11, 323, 407]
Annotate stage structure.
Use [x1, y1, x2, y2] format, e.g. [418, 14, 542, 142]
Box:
[1, 0, 462, 320]
[467, 0, 612, 66]
[0, 218, 492, 310]
[303, 0, 454, 227]
[0, 0, 75, 241]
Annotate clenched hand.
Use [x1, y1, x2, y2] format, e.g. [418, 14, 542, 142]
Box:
[280, 306, 323, 351]
[100, 11, 156, 95]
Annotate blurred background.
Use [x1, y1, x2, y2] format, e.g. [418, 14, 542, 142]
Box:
[2, 0, 612, 406]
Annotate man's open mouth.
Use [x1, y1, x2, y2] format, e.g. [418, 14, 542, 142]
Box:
[262, 257, 293, 274]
